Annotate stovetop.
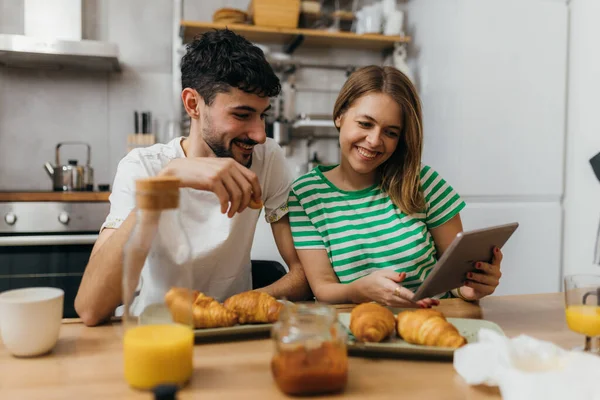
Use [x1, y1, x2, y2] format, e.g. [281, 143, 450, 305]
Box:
[0, 201, 110, 233]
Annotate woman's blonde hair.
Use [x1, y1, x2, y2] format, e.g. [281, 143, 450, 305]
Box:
[333, 65, 425, 214]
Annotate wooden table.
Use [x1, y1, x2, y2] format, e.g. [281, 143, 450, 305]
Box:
[0, 293, 578, 399]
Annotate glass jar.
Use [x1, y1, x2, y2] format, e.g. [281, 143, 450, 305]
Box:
[271, 303, 348, 396]
[122, 176, 194, 390]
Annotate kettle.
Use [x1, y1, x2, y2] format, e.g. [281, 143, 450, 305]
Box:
[44, 142, 94, 191]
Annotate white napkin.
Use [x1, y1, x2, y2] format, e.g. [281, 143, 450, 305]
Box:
[453, 328, 600, 400]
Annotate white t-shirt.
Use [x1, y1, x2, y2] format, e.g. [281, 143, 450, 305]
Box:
[102, 137, 293, 314]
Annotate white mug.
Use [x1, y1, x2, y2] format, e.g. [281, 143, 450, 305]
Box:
[0, 287, 64, 357]
[363, 5, 383, 34]
[382, 0, 396, 15]
[384, 9, 404, 36]
[355, 9, 366, 35]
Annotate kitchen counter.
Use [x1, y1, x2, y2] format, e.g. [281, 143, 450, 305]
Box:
[0, 192, 110, 202]
[0, 293, 577, 399]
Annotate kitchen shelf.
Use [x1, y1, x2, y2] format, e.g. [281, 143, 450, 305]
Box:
[180, 21, 409, 52]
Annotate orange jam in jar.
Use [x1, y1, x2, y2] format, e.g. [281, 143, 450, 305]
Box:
[271, 303, 348, 396]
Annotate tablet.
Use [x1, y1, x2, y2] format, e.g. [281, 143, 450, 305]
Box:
[412, 222, 519, 301]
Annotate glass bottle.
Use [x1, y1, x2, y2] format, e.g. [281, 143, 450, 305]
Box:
[122, 176, 194, 390]
[271, 303, 348, 396]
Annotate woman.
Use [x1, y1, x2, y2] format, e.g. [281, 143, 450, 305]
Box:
[288, 66, 503, 308]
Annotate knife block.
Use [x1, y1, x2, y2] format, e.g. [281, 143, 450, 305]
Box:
[127, 133, 156, 153]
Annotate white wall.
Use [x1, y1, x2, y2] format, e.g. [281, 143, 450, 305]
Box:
[563, 0, 600, 277]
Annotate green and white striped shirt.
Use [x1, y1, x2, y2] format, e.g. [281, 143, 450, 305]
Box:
[288, 164, 466, 298]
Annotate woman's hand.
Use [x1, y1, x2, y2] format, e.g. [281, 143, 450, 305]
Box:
[459, 247, 503, 301]
[350, 270, 440, 308]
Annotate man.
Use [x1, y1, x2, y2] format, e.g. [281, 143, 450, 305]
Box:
[75, 29, 311, 326]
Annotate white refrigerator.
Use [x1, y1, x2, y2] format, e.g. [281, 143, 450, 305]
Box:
[408, 0, 568, 295]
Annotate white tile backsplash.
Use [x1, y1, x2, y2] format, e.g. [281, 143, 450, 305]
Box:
[0, 0, 382, 189]
[0, 68, 110, 190]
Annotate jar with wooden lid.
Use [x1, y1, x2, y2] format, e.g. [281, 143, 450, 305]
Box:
[122, 176, 194, 390]
[271, 303, 348, 396]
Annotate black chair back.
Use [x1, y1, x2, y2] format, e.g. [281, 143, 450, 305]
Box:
[251, 260, 287, 289]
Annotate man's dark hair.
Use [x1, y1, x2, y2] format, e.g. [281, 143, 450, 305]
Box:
[181, 29, 281, 105]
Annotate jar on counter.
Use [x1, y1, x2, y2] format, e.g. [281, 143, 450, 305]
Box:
[271, 303, 348, 396]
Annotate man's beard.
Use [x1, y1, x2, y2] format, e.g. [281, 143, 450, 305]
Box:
[203, 127, 257, 168]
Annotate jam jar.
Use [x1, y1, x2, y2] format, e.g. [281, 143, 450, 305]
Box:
[271, 303, 348, 396]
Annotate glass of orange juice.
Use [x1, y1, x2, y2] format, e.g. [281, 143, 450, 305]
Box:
[122, 177, 195, 390]
[564, 274, 600, 353]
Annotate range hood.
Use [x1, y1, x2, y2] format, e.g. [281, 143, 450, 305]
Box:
[0, 34, 120, 72]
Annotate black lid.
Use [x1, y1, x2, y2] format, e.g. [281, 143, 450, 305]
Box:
[98, 184, 110, 192]
[68, 159, 78, 166]
[152, 384, 178, 400]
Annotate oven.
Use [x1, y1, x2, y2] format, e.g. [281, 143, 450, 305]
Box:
[0, 201, 109, 318]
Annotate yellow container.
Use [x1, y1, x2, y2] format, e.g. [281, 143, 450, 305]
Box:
[123, 324, 194, 390]
[250, 0, 300, 29]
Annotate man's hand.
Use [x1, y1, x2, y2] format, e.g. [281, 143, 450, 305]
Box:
[161, 158, 262, 218]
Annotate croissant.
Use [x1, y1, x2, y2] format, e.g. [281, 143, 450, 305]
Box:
[249, 198, 263, 209]
[396, 309, 466, 348]
[223, 291, 282, 324]
[349, 303, 396, 343]
[164, 287, 238, 329]
[164, 287, 198, 325]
